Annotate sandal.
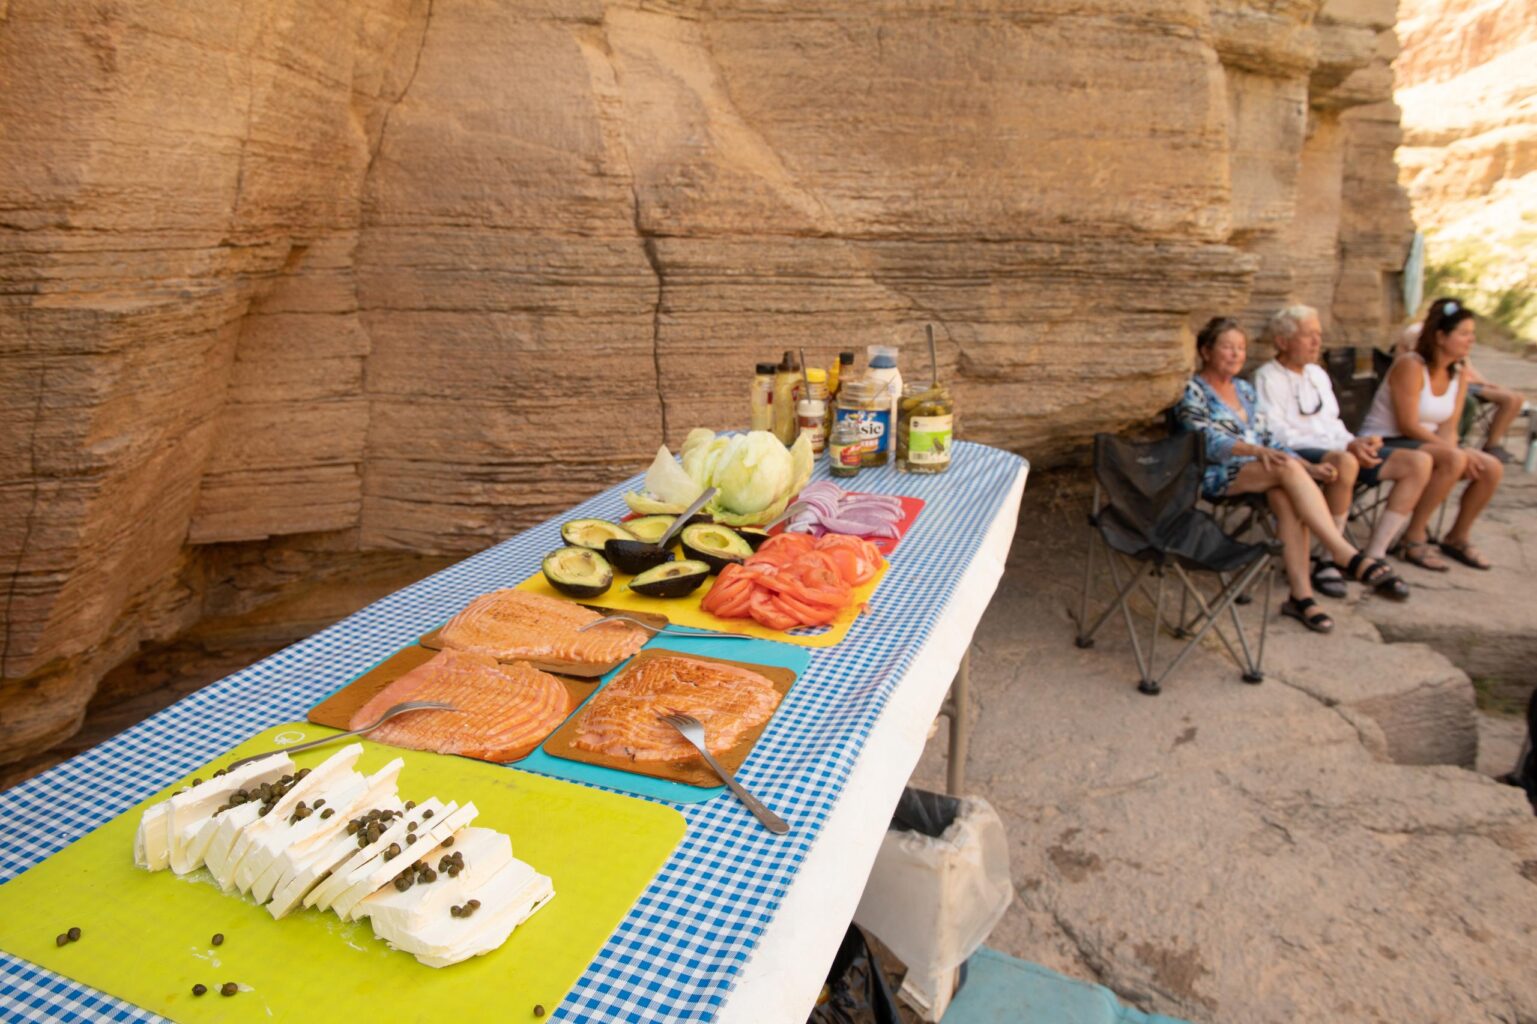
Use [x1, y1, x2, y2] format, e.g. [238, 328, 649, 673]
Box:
[1281, 596, 1334, 633]
[1335, 552, 1411, 601]
[1438, 539, 1492, 571]
[1310, 560, 1347, 599]
[1394, 539, 1450, 573]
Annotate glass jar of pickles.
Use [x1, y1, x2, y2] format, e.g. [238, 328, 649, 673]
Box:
[835, 378, 891, 467]
[896, 381, 954, 473]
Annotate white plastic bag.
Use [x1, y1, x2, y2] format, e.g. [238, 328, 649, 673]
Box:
[853, 795, 1012, 1020]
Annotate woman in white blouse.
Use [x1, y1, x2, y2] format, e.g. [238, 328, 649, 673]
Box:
[1254, 306, 1433, 590]
[1358, 298, 1502, 569]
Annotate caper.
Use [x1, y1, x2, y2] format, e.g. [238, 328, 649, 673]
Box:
[321, 808, 334, 819]
[55, 934, 68, 947]
[404, 800, 416, 811]
[67, 927, 81, 942]
[192, 778, 203, 786]
[534, 1005, 546, 1018]
[192, 984, 207, 996]
[422, 810, 434, 820]
[312, 799, 325, 809]
[221, 982, 238, 997]
[450, 905, 462, 918]
[442, 836, 454, 848]
[212, 933, 224, 946]
[296, 768, 311, 779]
[346, 821, 359, 835]
[406, 834, 416, 845]
[407, 821, 418, 832]
[467, 899, 480, 909]
[394, 876, 412, 892]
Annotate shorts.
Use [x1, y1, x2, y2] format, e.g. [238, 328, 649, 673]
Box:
[1295, 445, 1386, 487]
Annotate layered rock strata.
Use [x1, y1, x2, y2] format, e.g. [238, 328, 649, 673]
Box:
[1396, 0, 1537, 334]
[1, 1, 1412, 763]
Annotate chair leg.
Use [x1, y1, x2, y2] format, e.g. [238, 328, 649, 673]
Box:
[1074, 526, 1098, 646]
[1079, 549, 1152, 648]
[1149, 557, 1271, 693]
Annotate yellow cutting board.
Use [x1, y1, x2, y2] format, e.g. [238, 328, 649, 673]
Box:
[514, 555, 888, 649]
[0, 723, 685, 1023]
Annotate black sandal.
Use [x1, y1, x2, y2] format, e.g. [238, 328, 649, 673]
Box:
[1310, 560, 1347, 599]
[1439, 539, 1492, 571]
[1394, 539, 1450, 572]
[1336, 552, 1410, 600]
[1281, 596, 1334, 633]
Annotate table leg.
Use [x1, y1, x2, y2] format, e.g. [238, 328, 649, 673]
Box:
[944, 647, 972, 796]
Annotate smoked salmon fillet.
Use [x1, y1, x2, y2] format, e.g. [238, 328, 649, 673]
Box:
[573, 654, 781, 762]
[438, 589, 646, 673]
[349, 648, 572, 762]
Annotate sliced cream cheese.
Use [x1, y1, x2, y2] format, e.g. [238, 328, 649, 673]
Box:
[305, 798, 448, 913]
[356, 827, 511, 936]
[133, 804, 169, 871]
[165, 757, 294, 874]
[264, 761, 405, 917]
[334, 802, 477, 921]
[231, 746, 364, 894]
[222, 746, 363, 893]
[239, 769, 367, 898]
[200, 802, 265, 886]
[377, 857, 554, 968]
[132, 755, 293, 872]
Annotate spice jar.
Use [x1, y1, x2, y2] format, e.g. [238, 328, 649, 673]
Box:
[896, 380, 954, 473]
[797, 397, 827, 456]
[750, 362, 775, 433]
[835, 378, 891, 467]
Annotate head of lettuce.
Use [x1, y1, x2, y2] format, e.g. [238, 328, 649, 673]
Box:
[624, 429, 814, 527]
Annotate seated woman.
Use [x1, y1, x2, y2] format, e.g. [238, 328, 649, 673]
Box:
[1398, 321, 1527, 464]
[1253, 304, 1433, 597]
[1361, 298, 1503, 569]
[1176, 317, 1410, 633]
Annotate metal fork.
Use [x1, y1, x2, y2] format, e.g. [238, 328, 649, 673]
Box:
[222, 701, 459, 771]
[577, 614, 756, 641]
[658, 713, 789, 834]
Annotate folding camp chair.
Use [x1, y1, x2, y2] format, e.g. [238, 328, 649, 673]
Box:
[1074, 433, 1276, 696]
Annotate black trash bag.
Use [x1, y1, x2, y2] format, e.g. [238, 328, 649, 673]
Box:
[806, 924, 901, 1024]
[889, 786, 960, 838]
[1502, 686, 1537, 815]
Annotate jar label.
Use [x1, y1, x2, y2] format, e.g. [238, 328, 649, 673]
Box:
[907, 414, 953, 465]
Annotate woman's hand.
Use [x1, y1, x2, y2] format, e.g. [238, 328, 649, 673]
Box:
[1253, 447, 1293, 472]
[1464, 452, 1486, 482]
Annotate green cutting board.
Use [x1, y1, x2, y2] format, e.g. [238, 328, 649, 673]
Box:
[0, 723, 686, 1022]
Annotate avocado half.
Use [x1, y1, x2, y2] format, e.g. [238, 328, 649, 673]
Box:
[542, 546, 614, 598]
[624, 515, 677, 544]
[604, 537, 676, 576]
[629, 559, 711, 599]
[561, 518, 635, 551]
[737, 527, 772, 551]
[680, 523, 753, 574]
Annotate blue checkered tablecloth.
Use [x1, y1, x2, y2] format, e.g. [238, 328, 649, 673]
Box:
[0, 441, 1025, 1024]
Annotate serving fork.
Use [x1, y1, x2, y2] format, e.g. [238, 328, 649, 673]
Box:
[222, 700, 459, 771]
[577, 613, 756, 641]
[658, 712, 790, 835]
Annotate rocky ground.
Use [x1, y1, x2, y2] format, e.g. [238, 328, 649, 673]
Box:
[909, 348, 1537, 1022]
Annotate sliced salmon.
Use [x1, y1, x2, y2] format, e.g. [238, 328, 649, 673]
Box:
[573, 654, 781, 762]
[438, 589, 646, 671]
[350, 649, 572, 762]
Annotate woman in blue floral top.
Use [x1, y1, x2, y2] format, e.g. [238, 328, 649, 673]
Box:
[1175, 317, 1410, 631]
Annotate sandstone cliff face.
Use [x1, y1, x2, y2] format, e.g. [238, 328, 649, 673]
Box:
[0, 0, 1412, 764]
[1396, 0, 1537, 333]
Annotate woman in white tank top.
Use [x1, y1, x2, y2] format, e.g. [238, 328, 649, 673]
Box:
[1362, 298, 1503, 569]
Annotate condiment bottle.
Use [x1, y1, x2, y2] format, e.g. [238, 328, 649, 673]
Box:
[797, 397, 827, 456]
[896, 380, 954, 473]
[865, 345, 903, 443]
[751, 362, 776, 432]
[772, 351, 801, 445]
[827, 414, 862, 478]
[824, 351, 853, 437]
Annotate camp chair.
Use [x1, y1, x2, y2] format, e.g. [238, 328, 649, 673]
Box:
[1073, 433, 1276, 696]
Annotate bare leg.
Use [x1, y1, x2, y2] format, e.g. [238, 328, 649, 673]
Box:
[1229, 459, 1357, 565]
[1379, 448, 1432, 513]
[1267, 487, 1312, 599]
[1320, 450, 1358, 519]
[1480, 386, 1525, 448]
[1446, 449, 1504, 545]
[1403, 444, 1467, 544]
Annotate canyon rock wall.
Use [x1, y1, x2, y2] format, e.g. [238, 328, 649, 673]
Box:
[1396, 0, 1537, 334]
[0, 0, 1412, 764]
